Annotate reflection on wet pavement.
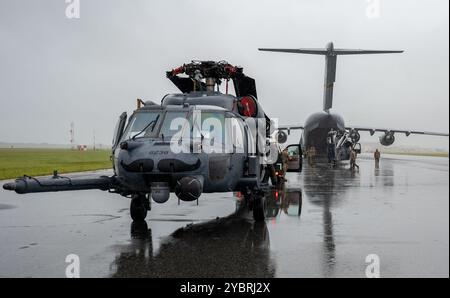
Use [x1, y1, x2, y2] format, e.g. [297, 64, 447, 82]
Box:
[112, 217, 274, 278]
[0, 154, 448, 277]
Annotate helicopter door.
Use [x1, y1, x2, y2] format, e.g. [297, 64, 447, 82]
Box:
[286, 144, 302, 172]
[112, 112, 127, 150]
[206, 114, 247, 190]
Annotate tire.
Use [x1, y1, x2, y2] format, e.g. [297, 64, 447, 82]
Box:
[252, 195, 266, 222]
[130, 196, 147, 221]
[260, 165, 269, 184]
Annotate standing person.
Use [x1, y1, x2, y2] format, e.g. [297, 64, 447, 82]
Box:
[308, 146, 316, 166]
[350, 148, 360, 171]
[307, 147, 311, 166]
[281, 148, 289, 182]
[298, 145, 303, 173]
[374, 149, 381, 169]
[327, 129, 337, 166]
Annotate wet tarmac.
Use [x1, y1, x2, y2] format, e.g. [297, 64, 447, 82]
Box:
[0, 154, 448, 278]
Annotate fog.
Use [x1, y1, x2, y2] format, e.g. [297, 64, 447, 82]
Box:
[0, 0, 448, 149]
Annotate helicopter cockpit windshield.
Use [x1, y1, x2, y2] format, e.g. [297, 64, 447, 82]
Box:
[120, 108, 247, 155]
[121, 111, 162, 140]
[121, 110, 192, 141]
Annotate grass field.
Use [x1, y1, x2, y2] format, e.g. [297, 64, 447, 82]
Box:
[0, 148, 447, 181]
[0, 149, 112, 180]
[383, 151, 449, 158]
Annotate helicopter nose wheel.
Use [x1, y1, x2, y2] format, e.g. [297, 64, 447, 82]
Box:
[130, 194, 148, 221]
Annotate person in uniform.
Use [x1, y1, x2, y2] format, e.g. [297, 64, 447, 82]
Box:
[308, 146, 316, 166]
[350, 148, 360, 171]
[374, 149, 381, 169]
[264, 148, 279, 186]
[327, 129, 337, 166]
[281, 148, 289, 181]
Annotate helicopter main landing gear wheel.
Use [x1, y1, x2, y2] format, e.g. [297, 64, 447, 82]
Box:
[130, 194, 148, 221]
[252, 194, 266, 222]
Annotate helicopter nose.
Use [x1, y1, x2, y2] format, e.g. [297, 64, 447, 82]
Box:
[121, 159, 154, 173]
[157, 158, 201, 172]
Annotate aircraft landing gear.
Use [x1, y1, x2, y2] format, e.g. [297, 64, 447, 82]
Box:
[252, 194, 267, 222]
[130, 194, 149, 221]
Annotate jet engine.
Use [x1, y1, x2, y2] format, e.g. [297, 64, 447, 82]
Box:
[277, 131, 288, 144]
[379, 132, 395, 146]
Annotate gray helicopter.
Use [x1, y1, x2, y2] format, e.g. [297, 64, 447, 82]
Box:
[3, 61, 293, 221]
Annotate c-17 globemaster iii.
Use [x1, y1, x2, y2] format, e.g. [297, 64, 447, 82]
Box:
[260, 42, 449, 164]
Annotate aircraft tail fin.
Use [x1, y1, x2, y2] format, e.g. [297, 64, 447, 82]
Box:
[259, 42, 404, 112]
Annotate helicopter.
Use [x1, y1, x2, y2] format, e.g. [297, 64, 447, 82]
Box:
[3, 61, 290, 221]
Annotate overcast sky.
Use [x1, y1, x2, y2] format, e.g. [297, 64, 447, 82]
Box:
[0, 0, 448, 149]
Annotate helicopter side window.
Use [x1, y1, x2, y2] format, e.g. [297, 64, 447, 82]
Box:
[192, 111, 226, 153]
[121, 111, 162, 141]
[226, 116, 246, 154]
[112, 112, 127, 149]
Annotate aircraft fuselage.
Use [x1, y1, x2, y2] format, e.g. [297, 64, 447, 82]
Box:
[301, 111, 347, 158]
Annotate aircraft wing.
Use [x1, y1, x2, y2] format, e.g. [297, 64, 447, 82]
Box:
[277, 125, 304, 135]
[346, 127, 449, 137]
[278, 125, 304, 131]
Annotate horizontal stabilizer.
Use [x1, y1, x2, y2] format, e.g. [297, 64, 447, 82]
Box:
[259, 48, 404, 55]
[259, 42, 404, 112]
[258, 48, 329, 55]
